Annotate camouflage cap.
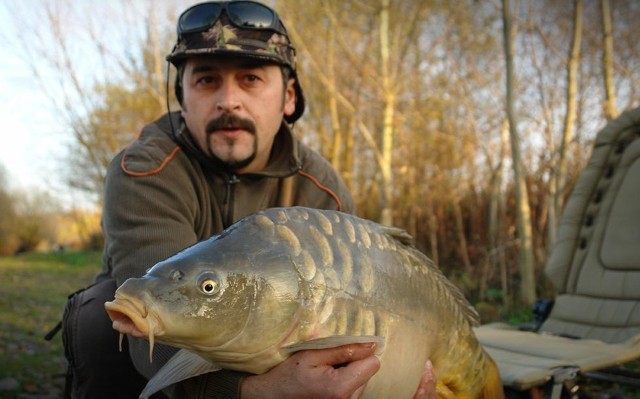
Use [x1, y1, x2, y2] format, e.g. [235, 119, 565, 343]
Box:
[167, 15, 296, 70]
[167, 12, 304, 123]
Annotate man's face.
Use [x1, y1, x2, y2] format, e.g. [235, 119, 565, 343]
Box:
[180, 56, 296, 173]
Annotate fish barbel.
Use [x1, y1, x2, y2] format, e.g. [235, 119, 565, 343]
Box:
[105, 207, 503, 398]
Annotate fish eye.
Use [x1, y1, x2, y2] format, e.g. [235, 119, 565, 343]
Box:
[197, 272, 222, 296]
[200, 279, 219, 295]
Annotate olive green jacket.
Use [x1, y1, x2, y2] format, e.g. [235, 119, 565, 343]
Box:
[98, 112, 354, 398]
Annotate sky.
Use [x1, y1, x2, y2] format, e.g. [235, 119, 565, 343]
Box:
[0, 0, 84, 212]
[0, 0, 205, 209]
[0, 12, 66, 192]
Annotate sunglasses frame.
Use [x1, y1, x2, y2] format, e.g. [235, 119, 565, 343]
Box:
[177, 1, 287, 36]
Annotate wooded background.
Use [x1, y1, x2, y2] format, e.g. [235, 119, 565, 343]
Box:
[2, 0, 639, 314]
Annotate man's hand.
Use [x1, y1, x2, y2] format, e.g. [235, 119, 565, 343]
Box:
[240, 343, 380, 399]
[240, 344, 438, 399]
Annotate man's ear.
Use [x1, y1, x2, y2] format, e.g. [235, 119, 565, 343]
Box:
[283, 78, 296, 117]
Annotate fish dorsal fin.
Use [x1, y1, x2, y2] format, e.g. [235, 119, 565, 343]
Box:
[389, 225, 481, 328]
[281, 336, 386, 356]
[381, 225, 414, 246]
[140, 349, 221, 399]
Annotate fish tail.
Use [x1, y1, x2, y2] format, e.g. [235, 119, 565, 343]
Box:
[477, 356, 504, 399]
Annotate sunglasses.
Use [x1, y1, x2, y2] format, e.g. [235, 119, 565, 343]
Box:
[178, 1, 287, 35]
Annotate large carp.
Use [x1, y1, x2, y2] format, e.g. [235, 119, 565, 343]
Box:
[105, 207, 503, 398]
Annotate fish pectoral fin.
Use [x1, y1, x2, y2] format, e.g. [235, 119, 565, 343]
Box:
[139, 349, 222, 399]
[281, 335, 386, 356]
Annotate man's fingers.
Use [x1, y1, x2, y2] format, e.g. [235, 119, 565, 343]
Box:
[412, 360, 437, 399]
[291, 343, 381, 394]
[333, 348, 380, 396]
[318, 342, 379, 366]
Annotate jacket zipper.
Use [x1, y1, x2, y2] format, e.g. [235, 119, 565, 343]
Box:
[224, 174, 240, 228]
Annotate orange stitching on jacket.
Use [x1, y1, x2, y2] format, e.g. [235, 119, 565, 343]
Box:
[121, 146, 182, 177]
[297, 170, 344, 211]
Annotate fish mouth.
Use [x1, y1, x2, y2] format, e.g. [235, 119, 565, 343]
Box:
[105, 296, 149, 338]
[105, 295, 163, 362]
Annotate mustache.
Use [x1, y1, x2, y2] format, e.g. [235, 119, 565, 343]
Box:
[206, 114, 256, 136]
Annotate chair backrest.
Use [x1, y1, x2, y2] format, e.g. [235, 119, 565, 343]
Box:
[541, 106, 640, 344]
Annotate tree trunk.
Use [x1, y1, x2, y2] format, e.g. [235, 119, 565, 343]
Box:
[426, 194, 439, 266]
[327, 27, 343, 171]
[453, 199, 472, 275]
[502, 0, 536, 307]
[379, 0, 395, 226]
[601, 0, 619, 121]
[556, 0, 583, 234]
[485, 120, 510, 308]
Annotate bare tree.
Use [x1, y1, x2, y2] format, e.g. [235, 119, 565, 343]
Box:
[378, 0, 393, 225]
[502, 0, 536, 307]
[600, 0, 619, 120]
[554, 0, 584, 240]
[7, 0, 181, 204]
[481, 120, 510, 307]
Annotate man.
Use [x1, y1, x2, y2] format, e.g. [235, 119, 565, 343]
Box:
[65, 1, 436, 398]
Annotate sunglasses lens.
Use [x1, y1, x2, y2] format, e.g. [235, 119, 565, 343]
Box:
[227, 2, 276, 29]
[179, 3, 223, 33]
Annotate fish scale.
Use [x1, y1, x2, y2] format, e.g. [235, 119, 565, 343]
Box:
[105, 207, 504, 398]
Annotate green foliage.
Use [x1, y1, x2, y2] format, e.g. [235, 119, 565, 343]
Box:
[485, 288, 504, 301]
[0, 251, 100, 398]
[504, 305, 535, 326]
[1, 194, 61, 254]
[0, 166, 18, 255]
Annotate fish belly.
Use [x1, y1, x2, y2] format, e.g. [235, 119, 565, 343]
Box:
[364, 322, 432, 398]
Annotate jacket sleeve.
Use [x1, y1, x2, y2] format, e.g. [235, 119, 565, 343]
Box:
[102, 146, 243, 399]
[101, 150, 202, 286]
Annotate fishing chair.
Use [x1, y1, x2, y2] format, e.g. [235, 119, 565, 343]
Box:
[475, 105, 640, 399]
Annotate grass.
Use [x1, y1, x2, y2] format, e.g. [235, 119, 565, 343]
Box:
[0, 251, 100, 399]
